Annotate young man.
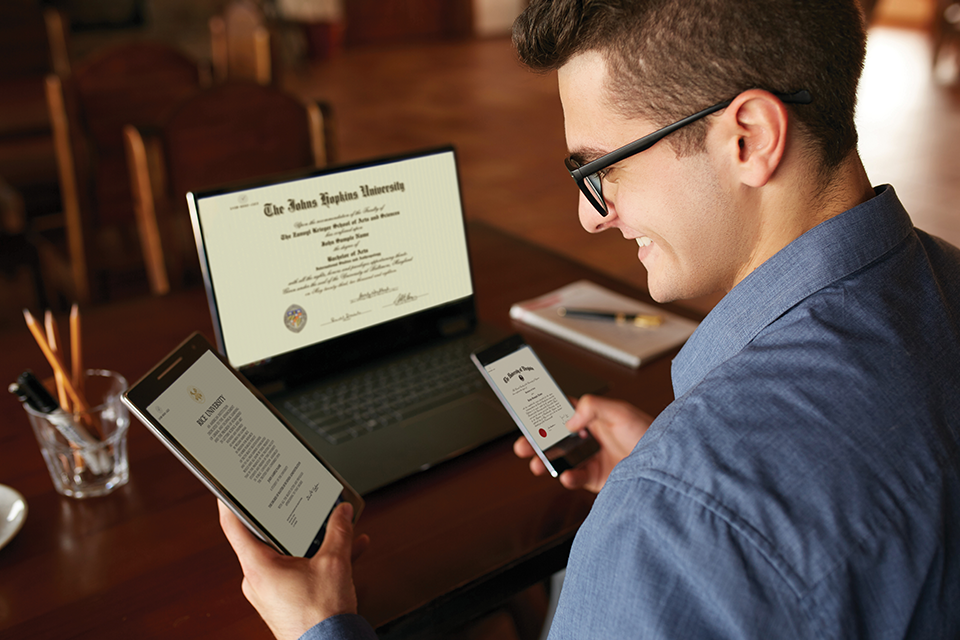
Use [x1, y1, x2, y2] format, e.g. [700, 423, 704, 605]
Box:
[220, 1, 960, 637]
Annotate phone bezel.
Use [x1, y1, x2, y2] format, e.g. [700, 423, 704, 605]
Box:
[122, 332, 363, 557]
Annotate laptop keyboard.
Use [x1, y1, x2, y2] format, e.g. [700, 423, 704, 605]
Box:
[284, 335, 488, 445]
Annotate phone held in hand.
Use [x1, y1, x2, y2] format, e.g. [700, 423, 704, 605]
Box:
[122, 332, 363, 558]
[471, 334, 599, 477]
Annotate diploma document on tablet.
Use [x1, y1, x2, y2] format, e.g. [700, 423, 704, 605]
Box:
[124, 333, 363, 557]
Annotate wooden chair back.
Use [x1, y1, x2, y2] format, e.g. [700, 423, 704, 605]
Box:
[0, 4, 68, 309]
[210, 0, 272, 84]
[0, 4, 68, 198]
[45, 41, 205, 302]
[124, 82, 334, 295]
[0, 3, 68, 80]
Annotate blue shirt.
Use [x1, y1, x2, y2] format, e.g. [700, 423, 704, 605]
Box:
[550, 185, 960, 638]
[303, 186, 960, 639]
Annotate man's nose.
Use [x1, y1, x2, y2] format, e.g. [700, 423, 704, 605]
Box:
[578, 192, 614, 233]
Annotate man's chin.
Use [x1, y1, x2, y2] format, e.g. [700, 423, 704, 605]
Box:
[646, 282, 678, 304]
[645, 272, 692, 304]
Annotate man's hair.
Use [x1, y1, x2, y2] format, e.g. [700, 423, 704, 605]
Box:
[513, 0, 867, 171]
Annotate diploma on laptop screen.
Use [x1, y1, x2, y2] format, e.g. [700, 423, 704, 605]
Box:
[192, 149, 473, 369]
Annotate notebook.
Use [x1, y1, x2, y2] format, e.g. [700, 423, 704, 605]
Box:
[188, 146, 602, 495]
[510, 280, 699, 368]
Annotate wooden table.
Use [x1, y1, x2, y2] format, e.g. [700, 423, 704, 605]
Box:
[0, 223, 692, 639]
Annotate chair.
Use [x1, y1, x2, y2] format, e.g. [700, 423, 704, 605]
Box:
[0, 4, 69, 197]
[45, 41, 206, 302]
[0, 3, 70, 309]
[123, 82, 335, 295]
[210, 0, 273, 84]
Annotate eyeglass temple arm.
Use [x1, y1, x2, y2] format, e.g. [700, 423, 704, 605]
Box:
[577, 88, 812, 176]
[626, 89, 812, 156]
[777, 89, 813, 105]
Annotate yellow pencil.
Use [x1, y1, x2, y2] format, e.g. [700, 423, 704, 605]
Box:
[44, 310, 71, 412]
[23, 309, 90, 415]
[70, 303, 82, 394]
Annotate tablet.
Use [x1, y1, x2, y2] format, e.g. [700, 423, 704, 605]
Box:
[123, 332, 363, 557]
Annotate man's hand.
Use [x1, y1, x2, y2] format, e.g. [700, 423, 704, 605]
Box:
[513, 394, 652, 493]
[218, 500, 370, 640]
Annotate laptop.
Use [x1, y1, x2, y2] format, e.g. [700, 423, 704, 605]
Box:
[188, 146, 602, 495]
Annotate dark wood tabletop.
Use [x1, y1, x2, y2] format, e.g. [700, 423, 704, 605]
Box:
[0, 222, 693, 639]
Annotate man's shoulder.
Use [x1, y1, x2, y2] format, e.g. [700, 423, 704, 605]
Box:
[615, 273, 960, 584]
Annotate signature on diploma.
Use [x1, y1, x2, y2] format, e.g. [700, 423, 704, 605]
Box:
[391, 292, 425, 306]
[325, 310, 367, 325]
[352, 287, 397, 303]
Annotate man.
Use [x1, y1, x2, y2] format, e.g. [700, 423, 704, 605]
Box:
[220, 0, 960, 638]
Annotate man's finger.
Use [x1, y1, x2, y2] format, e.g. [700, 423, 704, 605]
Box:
[559, 467, 589, 491]
[220, 501, 265, 554]
[351, 534, 371, 563]
[219, 500, 279, 576]
[315, 502, 355, 561]
[514, 435, 535, 458]
[528, 455, 548, 476]
[565, 394, 599, 433]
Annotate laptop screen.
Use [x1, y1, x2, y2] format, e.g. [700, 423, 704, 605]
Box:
[189, 147, 474, 376]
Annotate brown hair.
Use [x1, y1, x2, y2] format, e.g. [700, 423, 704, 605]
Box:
[513, 0, 866, 170]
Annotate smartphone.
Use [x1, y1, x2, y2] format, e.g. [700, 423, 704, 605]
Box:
[122, 332, 363, 557]
[471, 334, 599, 477]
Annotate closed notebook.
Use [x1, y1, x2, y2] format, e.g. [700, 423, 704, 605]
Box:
[509, 280, 699, 368]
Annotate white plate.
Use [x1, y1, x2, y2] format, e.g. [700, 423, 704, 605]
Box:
[0, 484, 27, 551]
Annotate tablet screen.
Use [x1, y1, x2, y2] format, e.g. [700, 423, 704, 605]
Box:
[145, 349, 343, 556]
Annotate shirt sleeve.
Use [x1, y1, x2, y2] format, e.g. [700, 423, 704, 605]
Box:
[298, 614, 378, 640]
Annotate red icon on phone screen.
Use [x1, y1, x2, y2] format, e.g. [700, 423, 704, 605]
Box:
[538, 428, 547, 438]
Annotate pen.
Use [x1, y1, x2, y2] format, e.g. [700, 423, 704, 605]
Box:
[557, 307, 664, 327]
[11, 371, 100, 446]
[9, 379, 44, 414]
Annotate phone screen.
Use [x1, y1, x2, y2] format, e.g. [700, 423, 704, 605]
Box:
[144, 348, 344, 557]
[481, 346, 574, 450]
[472, 335, 598, 476]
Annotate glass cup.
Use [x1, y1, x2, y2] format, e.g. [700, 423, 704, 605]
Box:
[24, 369, 130, 498]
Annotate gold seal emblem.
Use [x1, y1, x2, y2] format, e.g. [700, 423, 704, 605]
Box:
[188, 386, 204, 404]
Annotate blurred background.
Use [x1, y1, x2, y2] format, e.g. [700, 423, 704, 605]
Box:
[1, 0, 958, 329]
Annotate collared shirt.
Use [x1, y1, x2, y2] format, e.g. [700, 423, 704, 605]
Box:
[548, 185, 960, 638]
[303, 186, 960, 639]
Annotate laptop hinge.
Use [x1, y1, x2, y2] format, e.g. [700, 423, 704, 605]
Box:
[438, 315, 471, 337]
[258, 380, 286, 396]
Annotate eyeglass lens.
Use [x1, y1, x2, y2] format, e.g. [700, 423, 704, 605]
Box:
[584, 172, 604, 209]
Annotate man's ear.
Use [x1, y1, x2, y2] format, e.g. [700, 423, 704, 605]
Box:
[716, 89, 789, 188]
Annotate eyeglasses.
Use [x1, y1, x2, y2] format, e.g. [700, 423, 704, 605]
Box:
[564, 89, 813, 217]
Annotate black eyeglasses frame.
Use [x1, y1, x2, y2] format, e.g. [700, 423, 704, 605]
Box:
[564, 89, 813, 217]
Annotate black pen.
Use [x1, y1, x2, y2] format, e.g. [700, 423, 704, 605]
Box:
[10, 370, 59, 413]
[10, 370, 100, 447]
[557, 307, 664, 327]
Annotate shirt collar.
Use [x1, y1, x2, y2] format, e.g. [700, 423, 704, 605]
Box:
[671, 185, 914, 398]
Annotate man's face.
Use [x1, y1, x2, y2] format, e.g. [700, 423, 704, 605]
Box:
[558, 52, 757, 302]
